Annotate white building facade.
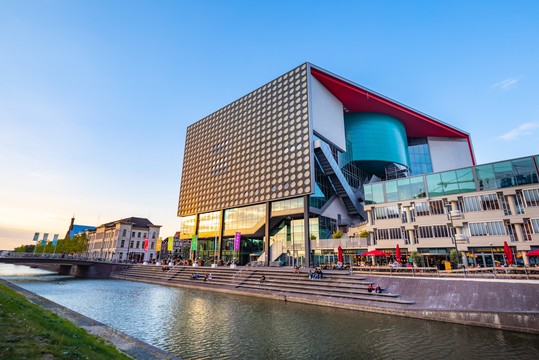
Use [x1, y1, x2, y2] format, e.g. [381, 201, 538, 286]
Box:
[86, 217, 161, 262]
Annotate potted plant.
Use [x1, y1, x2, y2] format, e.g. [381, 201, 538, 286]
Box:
[332, 230, 343, 239]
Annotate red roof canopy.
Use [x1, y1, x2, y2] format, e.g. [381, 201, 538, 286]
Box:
[310, 65, 475, 164]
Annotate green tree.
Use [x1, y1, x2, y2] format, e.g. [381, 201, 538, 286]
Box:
[359, 230, 369, 238]
[449, 249, 461, 268]
[410, 251, 422, 267]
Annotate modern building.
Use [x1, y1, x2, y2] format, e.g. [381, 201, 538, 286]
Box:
[178, 63, 506, 267]
[86, 217, 161, 262]
[356, 155, 539, 267]
[64, 216, 95, 239]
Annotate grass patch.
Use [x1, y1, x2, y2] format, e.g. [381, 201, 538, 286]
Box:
[0, 282, 131, 359]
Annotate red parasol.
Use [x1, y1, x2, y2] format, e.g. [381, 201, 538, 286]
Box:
[526, 249, 539, 257]
[503, 241, 514, 265]
[395, 244, 401, 263]
[337, 245, 344, 263]
[361, 250, 389, 257]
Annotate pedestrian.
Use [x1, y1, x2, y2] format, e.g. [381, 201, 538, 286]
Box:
[375, 284, 381, 293]
[368, 284, 373, 293]
[260, 275, 266, 283]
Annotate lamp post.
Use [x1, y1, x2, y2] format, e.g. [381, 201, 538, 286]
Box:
[489, 242, 495, 267]
[445, 204, 460, 268]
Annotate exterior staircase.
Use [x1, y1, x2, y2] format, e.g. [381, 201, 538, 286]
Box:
[113, 264, 415, 306]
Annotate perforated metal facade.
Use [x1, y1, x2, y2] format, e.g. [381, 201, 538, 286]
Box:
[178, 64, 312, 216]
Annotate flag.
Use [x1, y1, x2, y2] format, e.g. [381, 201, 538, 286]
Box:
[234, 232, 241, 251]
[167, 236, 174, 251]
[43, 233, 49, 241]
[143, 238, 149, 252]
[156, 237, 162, 251]
[191, 235, 198, 251]
[33, 232, 39, 241]
[52, 234, 59, 246]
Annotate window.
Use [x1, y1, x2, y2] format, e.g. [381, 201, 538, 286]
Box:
[130, 241, 134, 248]
[121, 240, 125, 247]
[132, 232, 135, 237]
[414, 200, 444, 216]
[122, 229, 127, 237]
[523, 188, 539, 207]
[417, 225, 449, 239]
[144, 233, 147, 238]
[152, 232, 156, 239]
[530, 219, 539, 234]
[468, 221, 506, 236]
[375, 228, 403, 240]
[463, 194, 500, 212]
[136, 241, 140, 248]
[138, 232, 141, 238]
[373, 205, 400, 220]
[151, 242, 155, 249]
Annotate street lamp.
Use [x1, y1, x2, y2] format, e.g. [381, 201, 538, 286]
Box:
[489, 242, 495, 267]
[445, 204, 460, 268]
[287, 216, 295, 267]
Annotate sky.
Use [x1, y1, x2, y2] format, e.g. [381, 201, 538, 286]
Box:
[1, 1, 538, 250]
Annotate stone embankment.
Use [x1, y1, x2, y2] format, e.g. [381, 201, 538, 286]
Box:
[113, 264, 539, 334]
[1, 278, 178, 360]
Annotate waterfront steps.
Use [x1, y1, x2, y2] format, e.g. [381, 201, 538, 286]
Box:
[114, 265, 415, 306]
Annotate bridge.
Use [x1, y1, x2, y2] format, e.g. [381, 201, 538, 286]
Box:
[0, 254, 131, 278]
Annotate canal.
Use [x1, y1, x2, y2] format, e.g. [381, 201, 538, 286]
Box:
[1, 263, 538, 359]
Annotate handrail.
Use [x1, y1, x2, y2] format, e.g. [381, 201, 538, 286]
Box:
[232, 262, 254, 286]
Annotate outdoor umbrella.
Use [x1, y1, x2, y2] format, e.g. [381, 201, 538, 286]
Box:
[361, 250, 389, 257]
[361, 249, 388, 266]
[395, 244, 401, 263]
[337, 245, 344, 263]
[503, 241, 514, 265]
[526, 249, 539, 257]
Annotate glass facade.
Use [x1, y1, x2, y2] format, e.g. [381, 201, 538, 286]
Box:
[407, 137, 433, 175]
[272, 197, 303, 212]
[363, 155, 539, 205]
[311, 158, 335, 209]
[476, 157, 538, 191]
[179, 215, 196, 239]
[198, 211, 220, 238]
[224, 204, 265, 232]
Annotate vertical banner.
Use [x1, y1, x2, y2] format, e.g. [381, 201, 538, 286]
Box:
[41, 240, 47, 246]
[167, 236, 174, 251]
[43, 233, 49, 242]
[33, 232, 40, 241]
[156, 237, 162, 252]
[143, 238, 149, 252]
[191, 235, 198, 251]
[234, 232, 241, 251]
[52, 234, 59, 246]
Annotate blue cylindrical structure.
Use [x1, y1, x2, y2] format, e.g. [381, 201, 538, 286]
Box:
[344, 113, 409, 175]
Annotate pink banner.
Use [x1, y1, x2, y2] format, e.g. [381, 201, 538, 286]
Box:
[234, 232, 241, 251]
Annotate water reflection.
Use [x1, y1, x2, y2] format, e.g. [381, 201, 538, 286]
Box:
[1, 264, 538, 359]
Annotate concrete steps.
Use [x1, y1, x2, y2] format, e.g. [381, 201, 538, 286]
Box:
[114, 265, 415, 306]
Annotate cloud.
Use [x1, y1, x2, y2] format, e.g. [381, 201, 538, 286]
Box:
[498, 122, 539, 141]
[492, 77, 518, 90]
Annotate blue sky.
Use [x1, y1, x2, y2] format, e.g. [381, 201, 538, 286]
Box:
[1, 1, 538, 249]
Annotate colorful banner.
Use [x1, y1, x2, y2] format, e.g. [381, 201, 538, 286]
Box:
[234, 232, 241, 251]
[33, 232, 39, 241]
[191, 235, 198, 251]
[167, 236, 174, 251]
[143, 238, 149, 252]
[52, 234, 59, 246]
[156, 237, 162, 251]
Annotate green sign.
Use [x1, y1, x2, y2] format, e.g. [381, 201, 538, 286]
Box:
[191, 235, 198, 251]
